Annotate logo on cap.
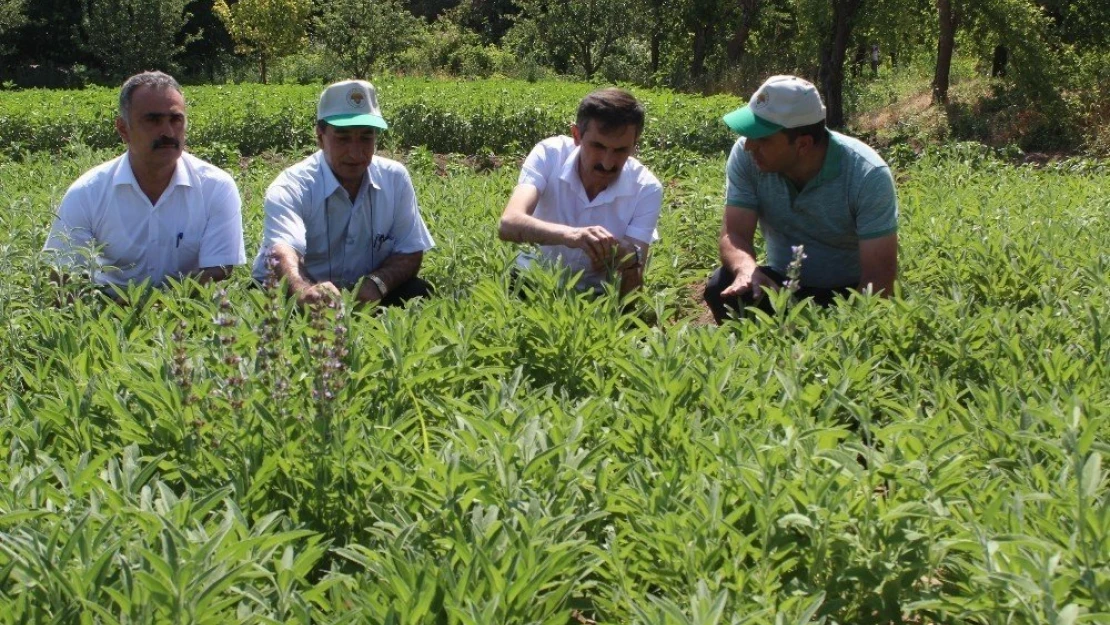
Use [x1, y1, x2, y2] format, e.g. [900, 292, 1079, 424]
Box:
[347, 89, 365, 108]
[754, 92, 769, 109]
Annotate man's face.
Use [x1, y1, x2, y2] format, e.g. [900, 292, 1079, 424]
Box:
[743, 131, 802, 173]
[572, 121, 638, 191]
[116, 85, 186, 169]
[317, 124, 376, 189]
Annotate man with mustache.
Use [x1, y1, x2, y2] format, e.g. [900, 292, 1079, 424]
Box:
[499, 88, 662, 296]
[252, 80, 434, 306]
[43, 71, 245, 290]
[703, 75, 898, 324]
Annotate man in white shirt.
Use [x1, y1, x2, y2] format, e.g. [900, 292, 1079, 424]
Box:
[252, 80, 435, 306]
[498, 88, 663, 296]
[43, 71, 246, 289]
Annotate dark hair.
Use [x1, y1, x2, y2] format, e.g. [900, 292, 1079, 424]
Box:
[783, 121, 828, 145]
[575, 88, 645, 137]
[118, 71, 183, 121]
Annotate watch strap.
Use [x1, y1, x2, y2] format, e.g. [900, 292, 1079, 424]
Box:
[368, 274, 388, 297]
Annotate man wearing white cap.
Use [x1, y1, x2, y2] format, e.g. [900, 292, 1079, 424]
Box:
[44, 71, 246, 291]
[703, 75, 898, 324]
[252, 79, 435, 305]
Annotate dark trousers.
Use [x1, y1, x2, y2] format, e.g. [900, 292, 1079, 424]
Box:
[380, 276, 434, 307]
[703, 265, 852, 325]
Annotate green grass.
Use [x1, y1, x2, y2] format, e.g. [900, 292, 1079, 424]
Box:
[0, 79, 740, 160]
[0, 137, 1107, 622]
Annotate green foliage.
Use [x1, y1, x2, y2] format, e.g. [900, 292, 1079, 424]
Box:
[0, 121, 1108, 621]
[0, 79, 740, 158]
[313, 0, 424, 80]
[80, 0, 192, 79]
[509, 0, 634, 78]
[0, 0, 25, 56]
[213, 0, 311, 84]
[399, 20, 519, 78]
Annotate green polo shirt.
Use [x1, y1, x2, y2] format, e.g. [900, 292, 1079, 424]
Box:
[725, 131, 898, 289]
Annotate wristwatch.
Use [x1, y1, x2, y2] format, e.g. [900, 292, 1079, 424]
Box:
[628, 244, 644, 269]
[368, 274, 388, 297]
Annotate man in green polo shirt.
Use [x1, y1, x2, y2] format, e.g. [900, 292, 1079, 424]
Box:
[703, 75, 898, 324]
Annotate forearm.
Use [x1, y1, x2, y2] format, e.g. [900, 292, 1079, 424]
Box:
[356, 252, 422, 302]
[268, 243, 314, 292]
[857, 269, 896, 296]
[857, 233, 898, 297]
[619, 266, 643, 296]
[720, 231, 759, 275]
[498, 212, 575, 247]
[614, 239, 647, 293]
[189, 266, 233, 285]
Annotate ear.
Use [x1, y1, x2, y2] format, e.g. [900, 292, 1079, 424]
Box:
[571, 123, 581, 146]
[316, 125, 326, 148]
[115, 117, 129, 145]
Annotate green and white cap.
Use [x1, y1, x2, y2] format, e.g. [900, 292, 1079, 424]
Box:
[722, 75, 825, 138]
[317, 79, 388, 129]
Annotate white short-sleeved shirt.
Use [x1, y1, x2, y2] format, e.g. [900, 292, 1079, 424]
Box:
[251, 151, 435, 286]
[516, 135, 663, 287]
[43, 152, 246, 287]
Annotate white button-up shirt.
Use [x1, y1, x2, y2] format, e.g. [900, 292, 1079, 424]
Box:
[517, 136, 663, 287]
[43, 152, 246, 287]
[251, 151, 435, 286]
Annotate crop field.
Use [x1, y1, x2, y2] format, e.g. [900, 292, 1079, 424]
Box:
[0, 81, 1108, 624]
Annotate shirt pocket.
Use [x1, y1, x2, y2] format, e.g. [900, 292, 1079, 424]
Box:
[173, 233, 202, 267]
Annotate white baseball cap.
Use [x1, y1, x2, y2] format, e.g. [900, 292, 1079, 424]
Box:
[317, 80, 388, 129]
[722, 75, 826, 138]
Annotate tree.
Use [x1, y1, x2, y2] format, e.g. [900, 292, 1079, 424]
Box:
[931, 0, 957, 103]
[449, 0, 519, 44]
[0, 0, 25, 38]
[314, 0, 423, 79]
[931, 0, 1062, 105]
[726, 0, 762, 64]
[816, 0, 863, 128]
[0, 0, 25, 60]
[4, 0, 87, 74]
[213, 0, 310, 83]
[685, 0, 726, 81]
[511, 0, 633, 78]
[179, 0, 238, 81]
[82, 0, 191, 79]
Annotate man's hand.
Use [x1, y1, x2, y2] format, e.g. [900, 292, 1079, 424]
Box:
[294, 280, 340, 305]
[720, 266, 778, 300]
[567, 225, 620, 270]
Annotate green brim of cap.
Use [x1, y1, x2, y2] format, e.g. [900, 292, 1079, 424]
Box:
[722, 106, 781, 138]
[322, 113, 389, 130]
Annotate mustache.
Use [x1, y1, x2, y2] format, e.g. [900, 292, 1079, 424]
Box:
[593, 164, 618, 173]
[152, 136, 181, 149]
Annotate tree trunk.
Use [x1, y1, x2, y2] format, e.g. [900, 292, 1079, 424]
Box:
[726, 0, 760, 63]
[991, 44, 1008, 77]
[650, 30, 660, 74]
[817, 0, 860, 129]
[932, 0, 957, 104]
[260, 55, 268, 84]
[690, 23, 712, 80]
[851, 43, 866, 78]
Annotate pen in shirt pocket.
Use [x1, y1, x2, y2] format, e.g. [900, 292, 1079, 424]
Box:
[176, 232, 183, 248]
